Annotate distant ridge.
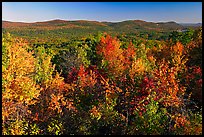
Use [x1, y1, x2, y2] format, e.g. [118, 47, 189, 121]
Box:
[2, 19, 201, 40]
[179, 23, 202, 27]
[2, 19, 188, 32]
[2, 19, 201, 27]
[2, 19, 180, 25]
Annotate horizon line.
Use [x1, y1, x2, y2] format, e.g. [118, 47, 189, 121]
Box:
[2, 18, 202, 24]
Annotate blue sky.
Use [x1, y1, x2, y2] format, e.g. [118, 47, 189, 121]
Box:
[2, 2, 202, 23]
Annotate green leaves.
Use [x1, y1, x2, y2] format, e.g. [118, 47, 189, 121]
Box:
[47, 119, 63, 135]
[169, 29, 195, 45]
[34, 46, 55, 84]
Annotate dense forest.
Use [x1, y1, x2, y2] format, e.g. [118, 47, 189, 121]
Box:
[2, 20, 202, 135]
[2, 19, 200, 42]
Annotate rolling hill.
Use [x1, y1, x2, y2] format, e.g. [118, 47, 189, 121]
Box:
[2, 19, 199, 41]
[2, 19, 186, 31]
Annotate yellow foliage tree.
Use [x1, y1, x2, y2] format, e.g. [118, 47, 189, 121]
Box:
[2, 33, 41, 135]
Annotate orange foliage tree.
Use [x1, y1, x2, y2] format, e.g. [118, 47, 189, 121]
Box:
[96, 35, 128, 78]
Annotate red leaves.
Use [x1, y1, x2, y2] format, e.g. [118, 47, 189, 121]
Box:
[192, 66, 202, 75]
[66, 67, 78, 83]
[67, 65, 100, 88]
[184, 66, 202, 106]
[196, 79, 202, 87]
[78, 65, 87, 78]
[33, 112, 39, 121]
[140, 76, 155, 89]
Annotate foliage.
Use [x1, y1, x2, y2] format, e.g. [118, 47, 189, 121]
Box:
[34, 46, 55, 84]
[2, 27, 202, 135]
[2, 33, 41, 135]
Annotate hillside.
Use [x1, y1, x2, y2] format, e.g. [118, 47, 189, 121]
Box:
[2, 19, 185, 30]
[179, 23, 202, 29]
[2, 19, 196, 41]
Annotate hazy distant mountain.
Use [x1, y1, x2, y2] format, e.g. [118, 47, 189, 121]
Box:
[3, 19, 200, 40]
[179, 23, 202, 27]
[2, 19, 185, 31]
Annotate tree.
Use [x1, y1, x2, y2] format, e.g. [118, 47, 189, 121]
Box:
[2, 33, 41, 135]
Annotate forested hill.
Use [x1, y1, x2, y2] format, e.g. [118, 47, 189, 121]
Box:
[2, 19, 199, 41]
[2, 19, 185, 30]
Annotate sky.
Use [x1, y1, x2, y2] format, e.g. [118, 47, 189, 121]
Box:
[2, 2, 202, 23]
